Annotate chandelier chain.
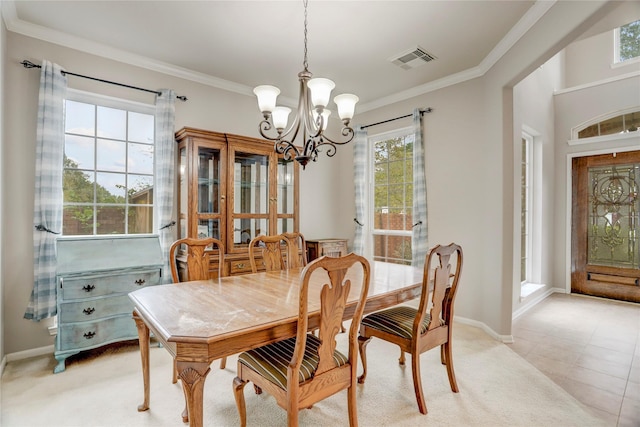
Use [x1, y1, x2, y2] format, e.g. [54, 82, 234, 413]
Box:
[303, 0, 309, 71]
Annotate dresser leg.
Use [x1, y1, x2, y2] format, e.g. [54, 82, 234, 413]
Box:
[53, 355, 67, 374]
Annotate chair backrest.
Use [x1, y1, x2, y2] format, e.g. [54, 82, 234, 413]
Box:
[416, 243, 463, 334]
[169, 237, 225, 282]
[282, 232, 307, 269]
[292, 253, 371, 386]
[248, 234, 289, 273]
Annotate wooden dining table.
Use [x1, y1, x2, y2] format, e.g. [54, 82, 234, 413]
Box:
[129, 260, 423, 427]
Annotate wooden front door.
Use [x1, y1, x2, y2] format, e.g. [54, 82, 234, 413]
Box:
[571, 151, 640, 302]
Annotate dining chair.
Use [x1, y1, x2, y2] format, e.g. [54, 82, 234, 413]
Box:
[282, 231, 307, 269]
[248, 234, 290, 273]
[168, 237, 227, 383]
[233, 253, 371, 427]
[357, 243, 463, 415]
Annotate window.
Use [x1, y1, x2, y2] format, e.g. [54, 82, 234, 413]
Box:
[577, 110, 640, 139]
[615, 19, 640, 63]
[369, 127, 414, 265]
[520, 134, 532, 283]
[63, 90, 156, 235]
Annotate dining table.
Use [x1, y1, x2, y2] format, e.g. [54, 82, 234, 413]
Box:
[129, 260, 424, 427]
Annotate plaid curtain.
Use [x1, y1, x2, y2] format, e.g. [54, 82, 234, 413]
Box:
[25, 60, 67, 321]
[154, 89, 176, 283]
[411, 109, 428, 267]
[352, 127, 368, 256]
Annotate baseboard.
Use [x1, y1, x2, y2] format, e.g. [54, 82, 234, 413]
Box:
[512, 287, 565, 321]
[5, 344, 54, 363]
[455, 316, 514, 344]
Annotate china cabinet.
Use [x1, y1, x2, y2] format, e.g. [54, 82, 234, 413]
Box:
[176, 128, 299, 277]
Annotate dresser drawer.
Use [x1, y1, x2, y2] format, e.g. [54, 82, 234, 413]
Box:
[228, 259, 264, 275]
[57, 315, 137, 352]
[320, 242, 347, 257]
[61, 269, 161, 300]
[58, 294, 132, 323]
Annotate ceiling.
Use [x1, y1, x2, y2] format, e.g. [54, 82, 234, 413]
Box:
[4, 0, 545, 111]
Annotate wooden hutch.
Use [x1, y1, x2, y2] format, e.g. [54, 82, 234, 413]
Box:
[175, 127, 299, 277]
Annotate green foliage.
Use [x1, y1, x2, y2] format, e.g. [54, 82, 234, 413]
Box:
[620, 20, 640, 61]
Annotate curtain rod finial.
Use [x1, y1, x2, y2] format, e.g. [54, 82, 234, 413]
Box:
[21, 60, 40, 69]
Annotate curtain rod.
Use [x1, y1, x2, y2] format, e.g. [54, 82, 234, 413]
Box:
[20, 60, 188, 102]
[361, 107, 432, 130]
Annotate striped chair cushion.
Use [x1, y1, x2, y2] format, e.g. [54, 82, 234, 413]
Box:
[238, 334, 348, 390]
[361, 306, 431, 339]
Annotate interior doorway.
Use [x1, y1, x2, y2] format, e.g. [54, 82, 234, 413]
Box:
[571, 150, 640, 302]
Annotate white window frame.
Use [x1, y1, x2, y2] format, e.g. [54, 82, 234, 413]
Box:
[63, 89, 156, 236]
[613, 20, 640, 67]
[367, 126, 414, 265]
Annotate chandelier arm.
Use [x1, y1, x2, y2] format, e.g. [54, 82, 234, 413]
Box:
[313, 126, 356, 145]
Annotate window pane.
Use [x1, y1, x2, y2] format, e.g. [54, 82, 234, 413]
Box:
[277, 160, 294, 214]
[65, 135, 95, 170]
[620, 20, 640, 62]
[97, 106, 126, 140]
[65, 101, 95, 136]
[197, 147, 222, 214]
[96, 172, 126, 203]
[197, 219, 221, 240]
[128, 142, 154, 175]
[128, 206, 153, 234]
[277, 218, 294, 234]
[63, 168, 94, 203]
[128, 112, 154, 143]
[234, 153, 269, 214]
[599, 116, 624, 135]
[388, 138, 407, 162]
[63, 205, 94, 235]
[96, 206, 125, 234]
[374, 141, 388, 162]
[128, 175, 153, 204]
[373, 234, 412, 265]
[97, 139, 126, 172]
[234, 218, 267, 245]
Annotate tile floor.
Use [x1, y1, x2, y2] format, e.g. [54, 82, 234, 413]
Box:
[508, 292, 639, 427]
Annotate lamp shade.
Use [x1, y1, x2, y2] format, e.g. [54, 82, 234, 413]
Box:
[334, 94, 359, 121]
[313, 109, 331, 131]
[307, 78, 335, 108]
[272, 106, 292, 130]
[253, 85, 280, 113]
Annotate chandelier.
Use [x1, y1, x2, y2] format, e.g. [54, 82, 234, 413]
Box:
[253, 0, 359, 169]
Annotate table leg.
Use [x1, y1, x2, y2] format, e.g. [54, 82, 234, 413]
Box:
[133, 311, 151, 412]
[176, 361, 211, 427]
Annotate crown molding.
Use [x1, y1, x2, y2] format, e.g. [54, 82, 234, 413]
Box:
[3, 0, 552, 112]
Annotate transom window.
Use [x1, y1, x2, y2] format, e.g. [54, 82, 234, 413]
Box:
[63, 90, 156, 235]
[577, 110, 640, 139]
[369, 128, 414, 265]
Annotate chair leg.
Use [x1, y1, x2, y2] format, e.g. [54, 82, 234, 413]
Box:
[220, 356, 227, 370]
[233, 377, 248, 427]
[443, 341, 459, 392]
[411, 352, 428, 415]
[357, 335, 371, 384]
[347, 384, 358, 426]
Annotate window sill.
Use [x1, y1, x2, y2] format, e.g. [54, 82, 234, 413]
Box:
[520, 282, 545, 300]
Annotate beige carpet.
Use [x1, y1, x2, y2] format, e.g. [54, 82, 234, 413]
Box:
[1, 323, 607, 427]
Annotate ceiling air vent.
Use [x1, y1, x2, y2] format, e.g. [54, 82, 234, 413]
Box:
[390, 46, 437, 70]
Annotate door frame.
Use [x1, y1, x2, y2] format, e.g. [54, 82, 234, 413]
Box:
[565, 143, 640, 294]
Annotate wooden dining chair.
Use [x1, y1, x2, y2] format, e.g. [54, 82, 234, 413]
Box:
[168, 237, 227, 382]
[233, 253, 371, 427]
[357, 243, 463, 415]
[283, 231, 307, 269]
[248, 234, 290, 273]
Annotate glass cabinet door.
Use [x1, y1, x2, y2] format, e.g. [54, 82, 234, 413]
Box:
[196, 146, 223, 239]
[277, 158, 296, 234]
[230, 149, 270, 250]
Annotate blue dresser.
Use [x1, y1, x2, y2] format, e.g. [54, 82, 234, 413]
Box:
[54, 235, 163, 373]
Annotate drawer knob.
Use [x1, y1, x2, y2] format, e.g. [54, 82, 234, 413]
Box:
[82, 307, 95, 315]
[83, 331, 96, 339]
[135, 279, 146, 286]
[82, 284, 95, 292]
[236, 263, 245, 269]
